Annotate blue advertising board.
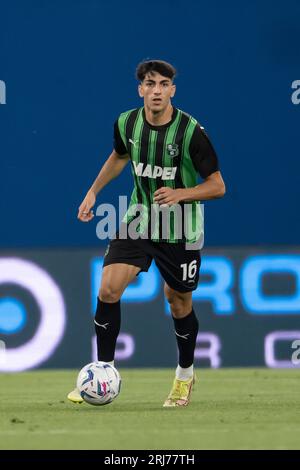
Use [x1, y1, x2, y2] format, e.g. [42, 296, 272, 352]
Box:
[1, 248, 300, 370]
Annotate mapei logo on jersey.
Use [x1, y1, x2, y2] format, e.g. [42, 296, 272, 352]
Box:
[166, 143, 179, 158]
[133, 161, 177, 180]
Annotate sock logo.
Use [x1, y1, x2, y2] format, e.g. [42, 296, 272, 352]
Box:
[94, 320, 109, 330]
[175, 331, 190, 340]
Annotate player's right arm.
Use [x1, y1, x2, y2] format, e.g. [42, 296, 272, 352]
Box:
[78, 149, 129, 222]
[78, 118, 129, 222]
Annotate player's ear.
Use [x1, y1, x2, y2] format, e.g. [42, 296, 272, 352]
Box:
[138, 83, 144, 98]
[170, 84, 176, 98]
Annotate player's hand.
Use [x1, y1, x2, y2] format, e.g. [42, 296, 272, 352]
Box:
[78, 190, 96, 222]
[153, 187, 183, 206]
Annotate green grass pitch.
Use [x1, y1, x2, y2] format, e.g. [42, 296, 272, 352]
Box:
[0, 368, 300, 450]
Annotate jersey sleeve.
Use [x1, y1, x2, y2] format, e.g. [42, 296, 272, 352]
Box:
[113, 120, 128, 156]
[189, 124, 219, 179]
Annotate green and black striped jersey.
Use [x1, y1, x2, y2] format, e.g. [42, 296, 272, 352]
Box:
[114, 106, 219, 243]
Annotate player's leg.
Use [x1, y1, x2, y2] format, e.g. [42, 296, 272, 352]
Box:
[95, 234, 151, 364]
[164, 284, 197, 376]
[163, 284, 198, 407]
[68, 235, 151, 403]
[95, 263, 141, 363]
[67, 262, 140, 404]
[151, 242, 200, 407]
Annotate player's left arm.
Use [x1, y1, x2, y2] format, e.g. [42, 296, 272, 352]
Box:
[178, 169, 225, 202]
[154, 124, 225, 205]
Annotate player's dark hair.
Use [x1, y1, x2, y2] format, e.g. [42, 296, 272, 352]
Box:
[136, 60, 177, 82]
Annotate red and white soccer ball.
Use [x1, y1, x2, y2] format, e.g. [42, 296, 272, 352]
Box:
[76, 361, 121, 406]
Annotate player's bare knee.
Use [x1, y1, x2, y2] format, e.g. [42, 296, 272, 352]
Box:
[164, 289, 184, 316]
[170, 302, 188, 318]
[164, 285, 192, 317]
[99, 285, 122, 303]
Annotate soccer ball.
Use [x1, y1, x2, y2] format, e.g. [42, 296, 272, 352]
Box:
[76, 361, 121, 406]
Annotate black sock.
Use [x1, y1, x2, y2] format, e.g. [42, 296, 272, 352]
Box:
[94, 297, 121, 362]
[172, 309, 199, 368]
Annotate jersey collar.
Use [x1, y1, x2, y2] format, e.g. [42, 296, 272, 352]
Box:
[142, 106, 178, 131]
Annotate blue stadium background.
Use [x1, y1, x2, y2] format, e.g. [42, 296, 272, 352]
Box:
[1, 0, 299, 248]
[0, 0, 300, 370]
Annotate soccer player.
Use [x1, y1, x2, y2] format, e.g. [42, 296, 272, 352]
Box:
[68, 60, 225, 406]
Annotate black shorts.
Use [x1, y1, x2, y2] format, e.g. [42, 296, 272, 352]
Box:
[102, 235, 201, 293]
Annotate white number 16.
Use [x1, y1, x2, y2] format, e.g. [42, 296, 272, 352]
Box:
[180, 260, 197, 281]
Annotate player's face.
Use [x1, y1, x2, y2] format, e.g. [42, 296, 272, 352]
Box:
[138, 72, 176, 113]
